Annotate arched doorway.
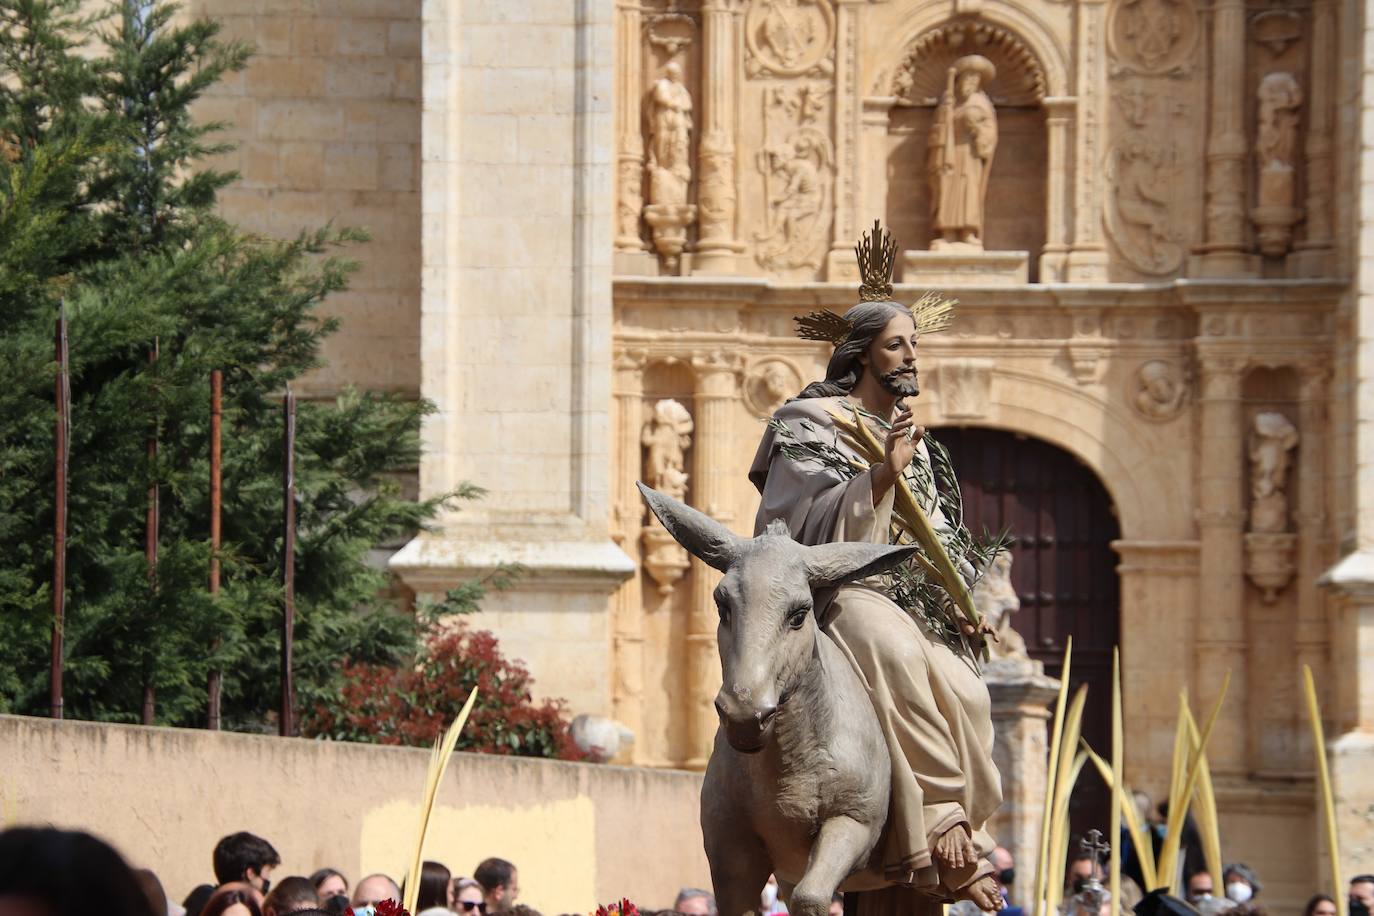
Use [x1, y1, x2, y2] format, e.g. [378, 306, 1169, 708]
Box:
[936, 427, 1122, 841]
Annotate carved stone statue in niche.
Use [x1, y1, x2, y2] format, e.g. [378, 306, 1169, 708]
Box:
[1245, 411, 1299, 602]
[1249, 411, 1298, 533]
[644, 61, 697, 270]
[1131, 359, 1187, 420]
[1251, 72, 1304, 257]
[641, 398, 693, 502]
[928, 55, 998, 250]
[640, 399, 695, 594]
[972, 549, 1029, 662]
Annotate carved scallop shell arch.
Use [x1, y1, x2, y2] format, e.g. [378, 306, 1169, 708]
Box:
[889, 19, 1048, 108]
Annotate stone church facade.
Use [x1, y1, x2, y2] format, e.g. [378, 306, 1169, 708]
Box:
[187, 0, 1374, 908]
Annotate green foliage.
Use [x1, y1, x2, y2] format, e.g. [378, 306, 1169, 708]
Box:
[0, 0, 466, 730]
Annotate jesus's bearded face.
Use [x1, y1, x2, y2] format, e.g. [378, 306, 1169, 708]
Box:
[861, 311, 920, 398]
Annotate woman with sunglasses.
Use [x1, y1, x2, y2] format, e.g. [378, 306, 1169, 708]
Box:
[454, 878, 488, 916]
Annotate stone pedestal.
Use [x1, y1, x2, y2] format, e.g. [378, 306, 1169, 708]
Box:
[903, 249, 1030, 287]
[986, 657, 1061, 899]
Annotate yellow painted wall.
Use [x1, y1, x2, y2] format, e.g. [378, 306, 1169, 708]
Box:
[0, 716, 708, 913]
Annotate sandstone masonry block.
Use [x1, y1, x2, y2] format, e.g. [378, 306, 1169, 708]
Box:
[324, 143, 380, 191]
[258, 100, 343, 141]
[291, 17, 338, 56]
[335, 17, 389, 57]
[279, 142, 326, 191]
[244, 56, 326, 98]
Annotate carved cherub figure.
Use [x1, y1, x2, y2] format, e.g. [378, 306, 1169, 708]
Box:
[1134, 360, 1186, 420]
[1248, 411, 1298, 533]
[642, 399, 694, 503]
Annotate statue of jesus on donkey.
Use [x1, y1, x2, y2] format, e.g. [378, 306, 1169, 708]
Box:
[640, 223, 1008, 916]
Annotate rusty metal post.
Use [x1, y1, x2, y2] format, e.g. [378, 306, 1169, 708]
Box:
[207, 369, 223, 730]
[280, 389, 296, 737]
[142, 340, 159, 726]
[50, 303, 68, 720]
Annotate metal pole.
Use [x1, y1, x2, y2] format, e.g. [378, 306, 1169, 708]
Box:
[280, 388, 296, 737]
[50, 303, 68, 720]
[143, 340, 159, 726]
[207, 369, 223, 730]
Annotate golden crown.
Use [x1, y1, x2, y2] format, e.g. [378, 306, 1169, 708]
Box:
[793, 221, 957, 345]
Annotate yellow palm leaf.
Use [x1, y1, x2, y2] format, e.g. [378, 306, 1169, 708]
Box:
[403, 688, 480, 915]
[1303, 665, 1346, 916]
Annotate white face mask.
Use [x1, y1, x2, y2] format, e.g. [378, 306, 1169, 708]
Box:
[1227, 883, 1254, 904]
[761, 883, 779, 909]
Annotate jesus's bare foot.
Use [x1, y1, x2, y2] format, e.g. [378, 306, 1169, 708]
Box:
[957, 875, 1002, 911]
[933, 822, 977, 870]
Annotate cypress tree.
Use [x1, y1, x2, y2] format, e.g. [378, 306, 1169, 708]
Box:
[0, 0, 457, 730]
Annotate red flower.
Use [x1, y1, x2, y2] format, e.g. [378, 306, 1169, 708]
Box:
[375, 900, 410, 916]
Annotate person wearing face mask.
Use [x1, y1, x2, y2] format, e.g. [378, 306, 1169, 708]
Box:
[991, 847, 1023, 916]
[351, 873, 403, 916]
[1223, 865, 1261, 906]
[309, 869, 349, 915]
[184, 832, 282, 916]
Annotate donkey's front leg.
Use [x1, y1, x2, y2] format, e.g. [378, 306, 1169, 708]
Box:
[706, 825, 773, 916]
[788, 816, 874, 916]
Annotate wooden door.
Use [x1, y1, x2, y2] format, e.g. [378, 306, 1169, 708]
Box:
[934, 427, 1122, 841]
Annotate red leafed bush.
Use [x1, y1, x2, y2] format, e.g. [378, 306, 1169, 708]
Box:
[302, 621, 584, 760]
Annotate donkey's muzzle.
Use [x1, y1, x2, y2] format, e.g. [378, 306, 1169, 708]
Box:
[714, 693, 778, 752]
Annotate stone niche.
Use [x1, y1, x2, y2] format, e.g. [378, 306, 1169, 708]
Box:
[882, 19, 1048, 281]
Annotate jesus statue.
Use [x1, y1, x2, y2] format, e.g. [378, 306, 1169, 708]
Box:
[748, 222, 1004, 914]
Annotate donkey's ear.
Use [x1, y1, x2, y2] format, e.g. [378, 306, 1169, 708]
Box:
[804, 542, 918, 589]
[637, 482, 742, 572]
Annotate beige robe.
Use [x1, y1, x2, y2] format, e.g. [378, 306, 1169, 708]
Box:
[749, 396, 1002, 900]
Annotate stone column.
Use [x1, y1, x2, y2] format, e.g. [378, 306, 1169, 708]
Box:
[693, 0, 745, 276]
[826, 0, 862, 280]
[1294, 0, 1336, 276]
[613, 0, 647, 259]
[1194, 351, 1249, 775]
[985, 662, 1060, 898]
[684, 351, 740, 767]
[1114, 540, 1202, 796]
[1319, 6, 1374, 882]
[393, 0, 634, 720]
[1294, 365, 1331, 715]
[1040, 96, 1075, 282]
[1197, 0, 1251, 276]
[1066, 0, 1108, 281]
[611, 350, 648, 758]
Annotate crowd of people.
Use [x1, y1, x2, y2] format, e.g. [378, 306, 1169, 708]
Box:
[0, 824, 1369, 916]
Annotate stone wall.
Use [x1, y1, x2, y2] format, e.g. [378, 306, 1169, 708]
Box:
[0, 715, 709, 912]
[185, 0, 423, 398]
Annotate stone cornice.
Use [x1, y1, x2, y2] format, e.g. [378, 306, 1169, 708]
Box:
[614, 275, 1346, 314]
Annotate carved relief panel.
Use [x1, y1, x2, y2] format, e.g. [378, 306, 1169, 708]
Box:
[1103, 0, 1205, 280]
[752, 84, 835, 273]
[739, 1, 840, 281]
[745, 0, 836, 78]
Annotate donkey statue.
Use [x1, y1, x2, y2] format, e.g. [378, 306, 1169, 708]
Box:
[638, 483, 918, 916]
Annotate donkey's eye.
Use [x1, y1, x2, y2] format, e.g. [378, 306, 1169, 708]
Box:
[787, 608, 809, 630]
[716, 598, 731, 624]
